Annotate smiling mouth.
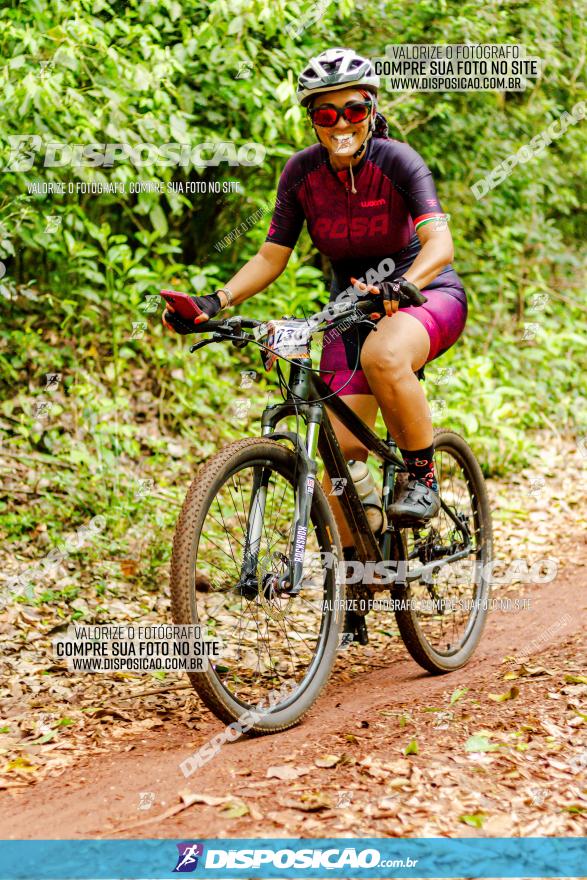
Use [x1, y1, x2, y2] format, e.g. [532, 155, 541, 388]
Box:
[332, 133, 356, 152]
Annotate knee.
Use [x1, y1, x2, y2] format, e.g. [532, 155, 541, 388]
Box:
[361, 347, 412, 387]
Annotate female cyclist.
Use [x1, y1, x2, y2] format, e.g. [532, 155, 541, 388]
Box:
[163, 47, 468, 550]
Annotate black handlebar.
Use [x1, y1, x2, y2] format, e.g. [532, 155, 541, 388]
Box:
[191, 316, 263, 333]
[183, 288, 427, 353]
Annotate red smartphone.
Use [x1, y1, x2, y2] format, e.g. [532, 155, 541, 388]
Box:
[160, 289, 203, 320]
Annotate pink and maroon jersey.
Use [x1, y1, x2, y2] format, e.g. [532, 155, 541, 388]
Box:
[266, 137, 465, 303]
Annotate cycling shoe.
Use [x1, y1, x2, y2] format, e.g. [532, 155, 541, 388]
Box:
[387, 478, 440, 525]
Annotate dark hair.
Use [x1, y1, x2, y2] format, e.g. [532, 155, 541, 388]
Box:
[357, 89, 389, 139]
[373, 111, 389, 139]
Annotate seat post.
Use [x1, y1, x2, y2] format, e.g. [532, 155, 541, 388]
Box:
[386, 430, 398, 451]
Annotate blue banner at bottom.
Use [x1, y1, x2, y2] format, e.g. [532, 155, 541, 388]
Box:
[0, 837, 586, 879]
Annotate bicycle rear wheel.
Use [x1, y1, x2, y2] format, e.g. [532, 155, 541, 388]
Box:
[393, 429, 493, 672]
[170, 438, 344, 732]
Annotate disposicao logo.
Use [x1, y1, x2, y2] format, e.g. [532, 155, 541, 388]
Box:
[173, 842, 204, 872]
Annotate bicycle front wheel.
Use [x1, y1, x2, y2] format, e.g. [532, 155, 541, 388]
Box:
[393, 429, 493, 672]
[170, 437, 344, 732]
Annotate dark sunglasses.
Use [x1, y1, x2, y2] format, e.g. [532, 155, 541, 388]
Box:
[308, 100, 373, 128]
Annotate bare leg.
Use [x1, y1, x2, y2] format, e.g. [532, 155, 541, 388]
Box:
[322, 313, 431, 543]
[322, 394, 379, 547]
[360, 312, 431, 449]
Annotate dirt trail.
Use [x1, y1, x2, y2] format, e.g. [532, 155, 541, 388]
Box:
[1, 563, 586, 840]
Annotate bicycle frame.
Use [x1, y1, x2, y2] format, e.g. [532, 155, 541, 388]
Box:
[250, 358, 401, 593]
[246, 357, 474, 597]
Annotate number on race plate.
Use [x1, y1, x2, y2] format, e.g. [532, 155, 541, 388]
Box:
[261, 320, 312, 372]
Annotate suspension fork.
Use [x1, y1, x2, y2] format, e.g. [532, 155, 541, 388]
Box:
[239, 398, 323, 598]
[237, 462, 271, 598]
[236, 406, 291, 595]
[284, 404, 323, 596]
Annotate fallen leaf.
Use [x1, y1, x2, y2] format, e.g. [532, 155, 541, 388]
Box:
[248, 803, 263, 821]
[359, 757, 387, 781]
[377, 796, 398, 810]
[26, 731, 56, 745]
[266, 764, 310, 780]
[283, 790, 333, 812]
[84, 707, 133, 722]
[404, 739, 419, 756]
[4, 756, 37, 773]
[519, 665, 554, 677]
[460, 812, 486, 828]
[450, 687, 468, 705]
[564, 675, 587, 685]
[383, 759, 411, 775]
[488, 686, 520, 702]
[541, 719, 564, 738]
[220, 800, 249, 818]
[314, 754, 341, 768]
[180, 791, 227, 807]
[108, 790, 227, 833]
[465, 734, 500, 753]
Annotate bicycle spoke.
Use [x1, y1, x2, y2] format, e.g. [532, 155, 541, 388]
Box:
[401, 441, 488, 656]
[190, 456, 333, 709]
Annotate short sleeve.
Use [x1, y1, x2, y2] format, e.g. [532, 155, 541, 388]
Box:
[265, 157, 305, 248]
[392, 144, 446, 232]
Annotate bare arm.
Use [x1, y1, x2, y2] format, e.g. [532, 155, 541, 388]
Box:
[217, 242, 292, 308]
[403, 223, 455, 290]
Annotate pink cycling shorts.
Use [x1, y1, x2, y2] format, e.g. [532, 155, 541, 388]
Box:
[319, 286, 467, 396]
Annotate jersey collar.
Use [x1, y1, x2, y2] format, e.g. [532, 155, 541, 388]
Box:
[321, 135, 373, 185]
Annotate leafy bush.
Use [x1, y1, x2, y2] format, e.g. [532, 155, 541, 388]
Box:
[0, 0, 585, 564]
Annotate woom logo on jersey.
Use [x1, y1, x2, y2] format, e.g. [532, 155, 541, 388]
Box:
[173, 842, 205, 872]
[359, 198, 386, 207]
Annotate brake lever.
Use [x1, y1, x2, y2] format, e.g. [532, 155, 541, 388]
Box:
[189, 337, 217, 353]
[189, 327, 252, 353]
[355, 316, 378, 331]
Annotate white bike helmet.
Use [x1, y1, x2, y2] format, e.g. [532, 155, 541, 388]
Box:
[296, 47, 380, 107]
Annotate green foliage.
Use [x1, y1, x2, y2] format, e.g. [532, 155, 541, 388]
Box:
[0, 0, 585, 567]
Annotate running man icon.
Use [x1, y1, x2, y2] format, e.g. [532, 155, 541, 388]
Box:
[173, 843, 204, 873]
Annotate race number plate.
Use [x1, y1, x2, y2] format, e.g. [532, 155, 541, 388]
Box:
[261, 320, 312, 372]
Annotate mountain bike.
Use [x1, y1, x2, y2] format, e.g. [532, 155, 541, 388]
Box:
[169, 294, 493, 732]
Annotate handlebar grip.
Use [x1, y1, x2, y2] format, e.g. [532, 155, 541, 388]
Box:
[189, 316, 263, 333]
[191, 318, 224, 332]
[356, 299, 377, 312]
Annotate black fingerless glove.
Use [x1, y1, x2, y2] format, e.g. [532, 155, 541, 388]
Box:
[380, 277, 428, 308]
[163, 293, 222, 335]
